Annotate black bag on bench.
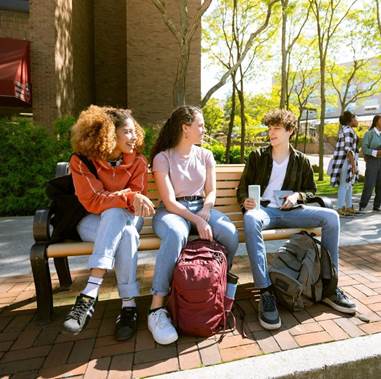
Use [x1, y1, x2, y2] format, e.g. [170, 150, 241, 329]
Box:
[46, 153, 98, 243]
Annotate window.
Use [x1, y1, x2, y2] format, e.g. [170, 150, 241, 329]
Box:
[0, 0, 29, 13]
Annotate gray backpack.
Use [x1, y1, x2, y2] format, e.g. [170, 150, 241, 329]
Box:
[268, 231, 337, 312]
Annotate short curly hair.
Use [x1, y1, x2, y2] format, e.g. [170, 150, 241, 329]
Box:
[262, 109, 297, 131]
[71, 105, 144, 160]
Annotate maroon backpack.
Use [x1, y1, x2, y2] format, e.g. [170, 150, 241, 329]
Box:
[167, 239, 233, 337]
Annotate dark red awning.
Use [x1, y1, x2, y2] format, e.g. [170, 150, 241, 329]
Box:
[0, 37, 31, 107]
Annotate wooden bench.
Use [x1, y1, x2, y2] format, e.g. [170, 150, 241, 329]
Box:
[30, 163, 331, 322]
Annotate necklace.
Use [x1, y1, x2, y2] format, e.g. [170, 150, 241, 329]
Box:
[108, 155, 123, 167]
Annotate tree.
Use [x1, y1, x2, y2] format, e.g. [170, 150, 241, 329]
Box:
[279, 0, 311, 109]
[376, 0, 381, 36]
[309, 0, 358, 180]
[201, 0, 280, 107]
[329, 57, 381, 113]
[151, 0, 213, 106]
[202, 98, 225, 136]
[204, 0, 277, 161]
[328, 8, 381, 113]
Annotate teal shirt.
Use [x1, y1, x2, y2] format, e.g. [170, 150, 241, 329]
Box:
[362, 128, 381, 156]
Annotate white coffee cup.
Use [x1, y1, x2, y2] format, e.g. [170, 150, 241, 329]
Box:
[248, 185, 261, 211]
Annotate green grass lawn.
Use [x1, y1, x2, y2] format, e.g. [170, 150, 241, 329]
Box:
[314, 173, 363, 197]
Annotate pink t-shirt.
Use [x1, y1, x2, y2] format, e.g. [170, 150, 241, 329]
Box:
[152, 145, 216, 197]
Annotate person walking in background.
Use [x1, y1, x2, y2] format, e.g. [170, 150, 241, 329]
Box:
[359, 114, 381, 212]
[63, 106, 155, 341]
[148, 105, 239, 345]
[330, 111, 359, 217]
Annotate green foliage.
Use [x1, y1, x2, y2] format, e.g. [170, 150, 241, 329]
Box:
[324, 122, 368, 142]
[203, 142, 251, 163]
[202, 99, 225, 135]
[142, 124, 160, 161]
[0, 117, 61, 216]
[53, 115, 76, 161]
[315, 173, 363, 196]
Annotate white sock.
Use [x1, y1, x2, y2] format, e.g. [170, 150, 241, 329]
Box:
[81, 276, 103, 299]
[122, 297, 136, 308]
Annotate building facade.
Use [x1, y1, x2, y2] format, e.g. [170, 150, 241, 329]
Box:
[0, 0, 201, 127]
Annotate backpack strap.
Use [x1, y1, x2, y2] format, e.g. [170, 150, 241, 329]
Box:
[72, 153, 99, 179]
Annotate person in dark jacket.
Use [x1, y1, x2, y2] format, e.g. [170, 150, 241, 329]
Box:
[237, 109, 356, 331]
[359, 114, 381, 212]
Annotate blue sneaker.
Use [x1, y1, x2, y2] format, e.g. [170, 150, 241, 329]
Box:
[258, 290, 281, 330]
[323, 288, 356, 314]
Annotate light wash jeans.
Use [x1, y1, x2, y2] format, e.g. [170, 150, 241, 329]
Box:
[337, 159, 353, 209]
[151, 199, 239, 296]
[244, 205, 340, 289]
[77, 208, 143, 298]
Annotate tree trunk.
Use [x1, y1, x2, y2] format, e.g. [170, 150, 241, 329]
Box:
[237, 78, 246, 163]
[225, 79, 236, 163]
[280, 0, 288, 109]
[295, 111, 302, 147]
[173, 40, 189, 106]
[318, 64, 326, 181]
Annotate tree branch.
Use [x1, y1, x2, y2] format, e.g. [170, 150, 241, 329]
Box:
[201, 0, 280, 106]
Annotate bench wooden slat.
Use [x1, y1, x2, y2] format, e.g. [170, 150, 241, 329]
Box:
[46, 227, 322, 258]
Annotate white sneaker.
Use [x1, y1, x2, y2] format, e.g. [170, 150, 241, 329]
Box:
[148, 308, 178, 345]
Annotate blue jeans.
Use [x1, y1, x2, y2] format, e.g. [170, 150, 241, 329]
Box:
[151, 199, 239, 296]
[337, 159, 352, 209]
[244, 205, 340, 289]
[77, 208, 143, 298]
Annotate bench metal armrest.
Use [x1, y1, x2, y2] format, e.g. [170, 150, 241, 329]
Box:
[33, 208, 52, 243]
[306, 196, 332, 209]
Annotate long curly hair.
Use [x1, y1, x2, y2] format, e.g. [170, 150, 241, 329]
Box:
[150, 105, 202, 164]
[71, 105, 144, 160]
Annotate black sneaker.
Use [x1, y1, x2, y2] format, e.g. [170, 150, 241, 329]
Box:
[258, 290, 281, 330]
[63, 294, 97, 335]
[373, 207, 380, 212]
[115, 307, 138, 341]
[322, 288, 357, 314]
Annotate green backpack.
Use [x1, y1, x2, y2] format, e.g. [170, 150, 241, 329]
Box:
[268, 231, 337, 312]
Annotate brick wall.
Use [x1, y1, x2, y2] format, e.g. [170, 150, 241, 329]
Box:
[1, 1, 201, 127]
[126, 0, 201, 124]
[72, 0, 94, 115]
[94, 0, 127, 108]
[0, 9, 29, 39]
[29, 0, 57, 127]
[30, 0, 94, 127]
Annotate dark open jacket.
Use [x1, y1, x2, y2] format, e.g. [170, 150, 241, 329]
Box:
[237, 145, 317, 209]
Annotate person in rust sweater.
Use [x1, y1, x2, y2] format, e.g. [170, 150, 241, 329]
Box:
[63, 105, 155, 341]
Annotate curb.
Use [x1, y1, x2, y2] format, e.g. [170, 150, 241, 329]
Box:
[152, 333, 381, 379]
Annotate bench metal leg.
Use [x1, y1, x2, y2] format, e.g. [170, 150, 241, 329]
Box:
[54, 257, 72, 289]
[30, 243, 53, 322]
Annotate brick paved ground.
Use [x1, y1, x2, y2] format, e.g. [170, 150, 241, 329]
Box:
[0, 244, 381, 378]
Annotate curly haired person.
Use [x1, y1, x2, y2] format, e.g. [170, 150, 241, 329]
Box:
[63, 105, 155, 341]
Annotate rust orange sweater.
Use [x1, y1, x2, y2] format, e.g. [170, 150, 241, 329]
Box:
[70, 152, 148, 214]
